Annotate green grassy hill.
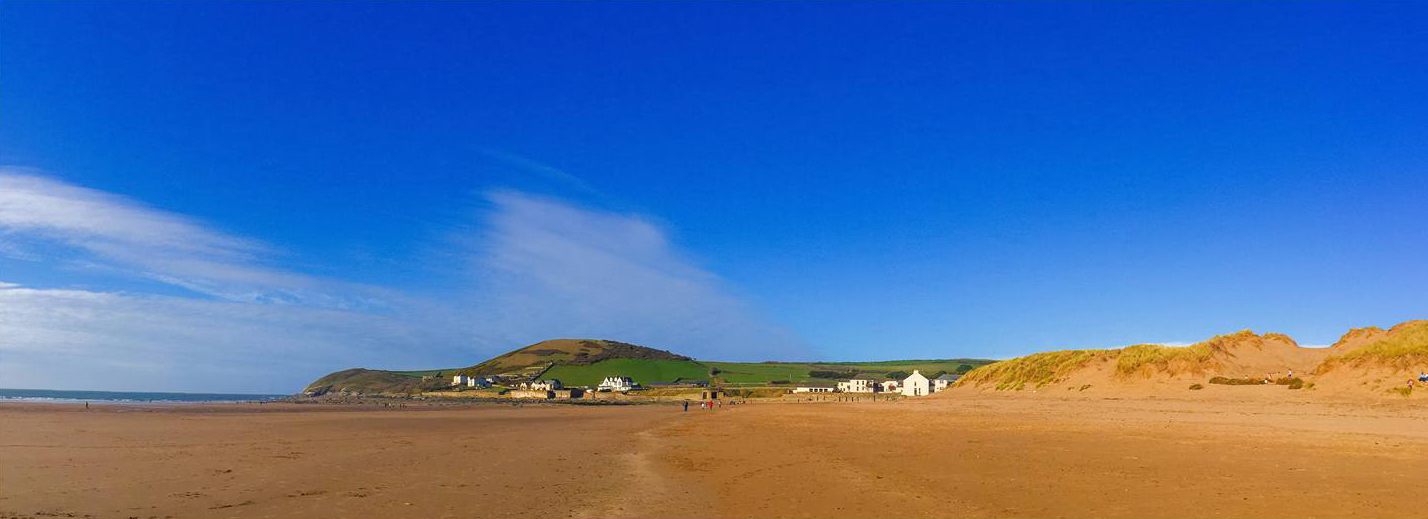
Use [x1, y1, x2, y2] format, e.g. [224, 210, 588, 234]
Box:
[302, 339, 994, 396]
[456, 339, 689, 377]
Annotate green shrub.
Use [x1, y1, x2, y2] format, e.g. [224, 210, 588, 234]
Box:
[1208, 376, 1261, 385]
[1389, 386, 1413, 398]
[1286, 378, 1304, 389]
[1189, 383, 1203, 390]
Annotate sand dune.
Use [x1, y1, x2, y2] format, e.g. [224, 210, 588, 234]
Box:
[955, 320, 1427, 398]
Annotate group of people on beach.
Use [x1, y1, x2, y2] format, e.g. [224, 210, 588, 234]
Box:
[682, 399, 744, 411]
[1408, 372, 1428, 390]
[684, 399, 718, 411]
[1259, 369, 1293, 384]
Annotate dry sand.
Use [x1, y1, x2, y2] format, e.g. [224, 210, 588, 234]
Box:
[2, 394, 1426, 519]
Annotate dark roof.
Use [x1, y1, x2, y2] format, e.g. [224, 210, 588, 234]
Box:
[935, 374, 961, 381]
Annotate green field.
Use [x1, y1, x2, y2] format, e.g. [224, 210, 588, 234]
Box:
[541, 358, 711, 386]
[392, 369, 448, 378]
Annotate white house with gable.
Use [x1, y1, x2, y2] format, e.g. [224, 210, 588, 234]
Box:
[901, 370, 931, 396]
[932, 373, 960, 392]
[467, 376, 491, 388]
[836, 377, 877, 393]
[452, 374, 469, 386]
[597, 376, 636, 392]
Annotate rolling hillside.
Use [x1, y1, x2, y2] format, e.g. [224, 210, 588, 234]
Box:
[302, 338, 994, 396]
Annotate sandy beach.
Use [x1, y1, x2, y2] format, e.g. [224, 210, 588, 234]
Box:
[2, 394, 1426, 519]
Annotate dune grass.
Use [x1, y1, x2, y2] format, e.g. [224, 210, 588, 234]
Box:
[1208, 376, 1303, 388]
[1318, 321, 1428, 372]
[1209, 376, 1259, 385]
[1114, 343, 1218, 377]
[956, 349, 1104, 391]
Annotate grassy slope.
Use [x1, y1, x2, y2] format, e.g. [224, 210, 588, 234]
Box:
[542, 359, 712, 386]
[957, 330, 1261, 391]
[955, 350, 1106, 391]
[453, 339, 690, 377]
[304, 368, 441, 395]
[1318, 320, 1428, 372]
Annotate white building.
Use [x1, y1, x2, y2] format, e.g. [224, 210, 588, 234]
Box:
[836, 378, 877, 393]
[901, 370, 931, 396]
[932, 373, 960, 392]
[466, 376, 491, 388]
[597, 376, 636, 392]
[452, 374, 469, 386]
[521, 379, 563, 391]
[793, 384, 835, 393]
[880, 380, 900, 392]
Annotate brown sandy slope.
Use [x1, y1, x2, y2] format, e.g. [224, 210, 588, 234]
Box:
[4, 395, 1427, 519]
[1315, 320, 1428, 395]
[955, 320, 1428, 398]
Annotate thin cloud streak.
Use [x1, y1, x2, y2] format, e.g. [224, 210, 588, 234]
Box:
[0, 284, 466, 392]
[0, 169, 807, 392]
[0, 169, 380, 307]
[468, 190, 806, 361]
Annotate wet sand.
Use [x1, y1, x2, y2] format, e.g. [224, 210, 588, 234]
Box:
[2, 395, 1425, 519]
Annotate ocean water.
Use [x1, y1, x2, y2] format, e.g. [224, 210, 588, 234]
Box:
[0, 388, 288, 404]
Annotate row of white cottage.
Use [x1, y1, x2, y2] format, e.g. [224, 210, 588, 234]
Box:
[797, 370, 959, 397]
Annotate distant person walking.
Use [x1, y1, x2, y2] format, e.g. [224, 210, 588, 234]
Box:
[683, 400, 689, 412]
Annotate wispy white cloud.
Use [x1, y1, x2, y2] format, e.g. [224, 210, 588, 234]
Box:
[465, 190, 806, 361]
[478, 149, 603, 199]
[0, 283, 465, 392]
[0, 168, 377, 307]
[0, 169, 805, 392]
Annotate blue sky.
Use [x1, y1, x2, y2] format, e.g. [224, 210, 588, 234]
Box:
[2, 2, 1425, 393]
